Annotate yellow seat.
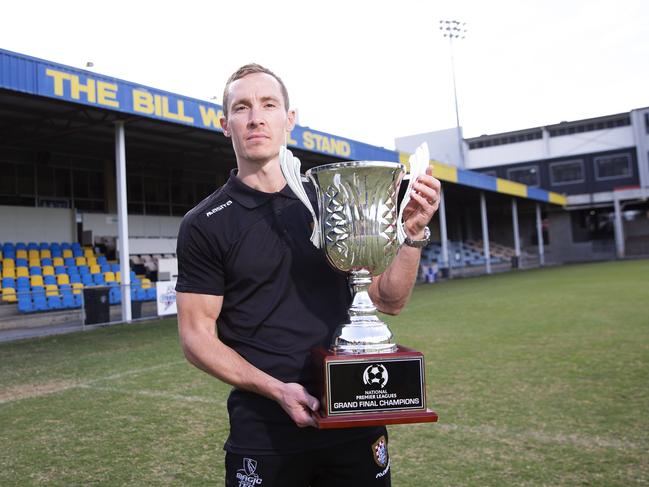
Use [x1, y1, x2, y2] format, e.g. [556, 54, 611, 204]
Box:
[56, 274, 70, 285]
[28, 250, 39, 260]
[53, 257, 64, 267]
[89, 264, 101, 274]
[62, 249, 73, 258]
[30, 275, 44, 287]
[2, 258, 15, 269]
[2, 288, 17, 303]
[72, 282, 84, 295]
[104, 272, 115, 282]
[84, 248, 94, 258]
[75, 257, 87, 266]
[40, 249, 51, 259]
[45, 284, 58, 297]
[141, 278, 151, 289]
[16, 249, 27, 259]
[116, 271, 121, 283]
[42, 266, 55, 276]
[3, 268, 16, 278]
[28, 259, 40, 268]
[16, 267, 29, 278]
[87, 257, 98, 267]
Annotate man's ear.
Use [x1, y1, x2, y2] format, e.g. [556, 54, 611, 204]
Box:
[221, 117, 230, 137]
[286, 109, 297, 132]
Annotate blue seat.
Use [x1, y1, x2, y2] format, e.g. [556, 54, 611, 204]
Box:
[145, 288, 156, 300]
[51, 248, 62, 258]
[67, 265, 79, 276]
[70, 274, 81, 284]
[27, 242, 39, 250]
[100, 264, 111, 273]
[64, 258, 75, 267]
[97, 256, 108, 265]
[92, 273, 106, 285]
[79, 265, 90, 275]
[72, 248, 83, 257]
[44, 275, 56, 285]
[16, 258, 28, 267]
[54, 266, 66, 275]
[61, 290, 75, 309]
[39, 242, 49, 250]
[73, 293, 83, 307]
[17, 294, 33, 313]
[61, 242, 71, 250]
[81, 274, 94, 286]
[15, 242, 26, 250]
[41, 258, 53, 266]
[2, 277, 15, 288]
[33, 293, 48, 311]
[109, 287, 122, 304]
[30, 266, 42, 275]
[16, 276, 30, 289]
[47, 295, 62, 309]
[136, 287, 147, 301]
[111, 264, 120, 273]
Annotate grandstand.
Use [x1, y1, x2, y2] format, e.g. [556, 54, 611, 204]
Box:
[0, 242, 155, 320]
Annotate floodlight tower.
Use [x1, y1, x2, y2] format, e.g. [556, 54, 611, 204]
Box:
[439, 19, 467, 168]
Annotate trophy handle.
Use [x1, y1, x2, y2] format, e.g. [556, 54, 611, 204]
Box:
[397, 143, 430, 245]
[279, 146, 321, 248]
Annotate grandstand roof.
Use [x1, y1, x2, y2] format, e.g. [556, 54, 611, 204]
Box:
[0, 48, 566, 205]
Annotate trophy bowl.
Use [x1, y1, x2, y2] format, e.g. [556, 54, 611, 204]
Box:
[306, 161, 405, 354]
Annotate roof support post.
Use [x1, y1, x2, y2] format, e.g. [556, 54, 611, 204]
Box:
[115, 121, 132, 322]
[535, 203, 545, 267]
[438, 187, 450, 275]
[480, 191, 491, 274]
[511, 198, 521, 268]
[613, 192, 625, 259]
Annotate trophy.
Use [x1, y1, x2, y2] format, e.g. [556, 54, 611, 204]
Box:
[280, 146, 438, 429]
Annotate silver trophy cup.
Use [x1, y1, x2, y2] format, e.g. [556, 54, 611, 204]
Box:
[301, 160, 406, 354]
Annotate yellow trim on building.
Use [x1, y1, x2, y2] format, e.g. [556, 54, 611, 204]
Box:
[496, 178, 527, 198]
[398, 152, 410, 172]
[430, 160, 458, 183]
[549, 192, 567, 206]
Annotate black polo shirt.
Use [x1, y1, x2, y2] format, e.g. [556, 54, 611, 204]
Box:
[176, 169, 381, 454]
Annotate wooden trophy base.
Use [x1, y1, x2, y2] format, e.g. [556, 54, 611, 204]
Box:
[312, 345, 438, 429]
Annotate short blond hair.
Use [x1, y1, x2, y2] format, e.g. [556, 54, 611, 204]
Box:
[222, 63, 290, 117]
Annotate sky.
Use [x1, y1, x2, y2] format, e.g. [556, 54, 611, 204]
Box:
[2, 0, 648, 151]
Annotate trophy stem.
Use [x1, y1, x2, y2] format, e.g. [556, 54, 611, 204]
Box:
[331, 270, 398, 354]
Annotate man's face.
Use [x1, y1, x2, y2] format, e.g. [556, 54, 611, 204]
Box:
[221, 72, 295, 166]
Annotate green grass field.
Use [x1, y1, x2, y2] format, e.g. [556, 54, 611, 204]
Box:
[1, 260, 648, 486]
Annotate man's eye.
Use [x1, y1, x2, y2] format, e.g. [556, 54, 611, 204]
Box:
[234, 105, 247, 112]
[265, 103, 276, 108]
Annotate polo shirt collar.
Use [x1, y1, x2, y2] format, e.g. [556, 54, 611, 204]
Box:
[224, 169, 298, 209]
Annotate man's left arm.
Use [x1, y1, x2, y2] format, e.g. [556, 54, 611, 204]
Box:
[369, 166, 441, 315]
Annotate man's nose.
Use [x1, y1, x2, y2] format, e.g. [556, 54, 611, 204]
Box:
[247, 106, 265, 127]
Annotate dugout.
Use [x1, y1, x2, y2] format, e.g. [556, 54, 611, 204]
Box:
[0, 48, 567, 325]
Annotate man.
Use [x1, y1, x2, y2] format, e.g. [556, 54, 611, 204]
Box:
[176, 64, 440, 486]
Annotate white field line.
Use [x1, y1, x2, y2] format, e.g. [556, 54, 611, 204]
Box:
[78, 383, 225, 405]
[0, 360, 186, 405]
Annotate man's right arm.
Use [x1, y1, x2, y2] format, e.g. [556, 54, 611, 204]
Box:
[176, 291, 319, 427]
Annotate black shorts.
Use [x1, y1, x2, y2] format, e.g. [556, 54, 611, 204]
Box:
[225, 429, 391, 487]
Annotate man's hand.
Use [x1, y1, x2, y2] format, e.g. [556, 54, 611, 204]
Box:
[401, 166, 441, 238]
[276, 382, 320, 428]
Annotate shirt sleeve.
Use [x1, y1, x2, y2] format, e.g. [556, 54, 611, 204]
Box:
[175, 213, 225, 296]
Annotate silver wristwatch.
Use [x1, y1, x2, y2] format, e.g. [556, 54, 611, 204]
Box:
[403, 226, 431, 248]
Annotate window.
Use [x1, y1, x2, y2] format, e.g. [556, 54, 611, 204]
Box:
[594, 154, 632, 180]
[549, 160, 584, 185]
[482, 170, 497, 177]
[507, 166, 539, 187]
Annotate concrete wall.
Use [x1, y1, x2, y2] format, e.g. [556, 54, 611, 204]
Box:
[0, 205, 75, 243]
[82, 213, 182, 239]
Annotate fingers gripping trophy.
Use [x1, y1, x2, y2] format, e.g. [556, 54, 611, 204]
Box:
[280, 144, 438, 429]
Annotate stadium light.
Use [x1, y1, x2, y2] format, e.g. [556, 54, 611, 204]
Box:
[439, 19, 467, 168]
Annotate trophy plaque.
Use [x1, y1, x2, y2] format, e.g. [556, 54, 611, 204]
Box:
[280, 149, 438, 429]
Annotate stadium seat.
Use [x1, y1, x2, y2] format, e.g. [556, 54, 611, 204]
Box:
[69, 274, 81, 284]
[2, 287, 17, 303]
[47, 295, 62, 309]
[40, 249, 51, 259]
[109, 286, 122, 304]
[42, 265, 54, 276]
[28, 259, 40, 268]
[61, 242, 71, 250]
[51, 247, 62, 258]
[64, 257, 75, 267]
[73, 293, 83, 307]
[84, 247, 94, 258]
[81, 274, 93, 286]
[104, 272, 115, 283]
[78, 265, 90, 275]
[63, 249, 73, 259]
[56, 274, 70, 285]
[28, 249, 39, 260]
[75, 257, 87, 266]
[15, 258, 28, 267]
[2, 258, 14, 269]
[16, 249, 27, 259]
[44, 275, 56, 285]
[16, 267, 29, 278]
[111, 264, 120, 273]
[29, 266, 42, 275]
[2, 267, 16, 279]
[60, 289, 75, 309]
[90, 264, 101, 274]
[33, 290, 47, 311]
[16, 277, 30, 290]
[145, 288, 156, 300]
[100, 264, 111, 273]
[72, 282, 84, 295]
[92, 273, 106, 285]
[41, 257, 53, 266]
[54, 266, 66, 275]
[1, 276, 15, 288]
[17, 294, 33, 313]
[30, 275, 44, 287]
[45, 284, 59, 296]
[39, 242, 49, 250]
[73, 248, 83, 258]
